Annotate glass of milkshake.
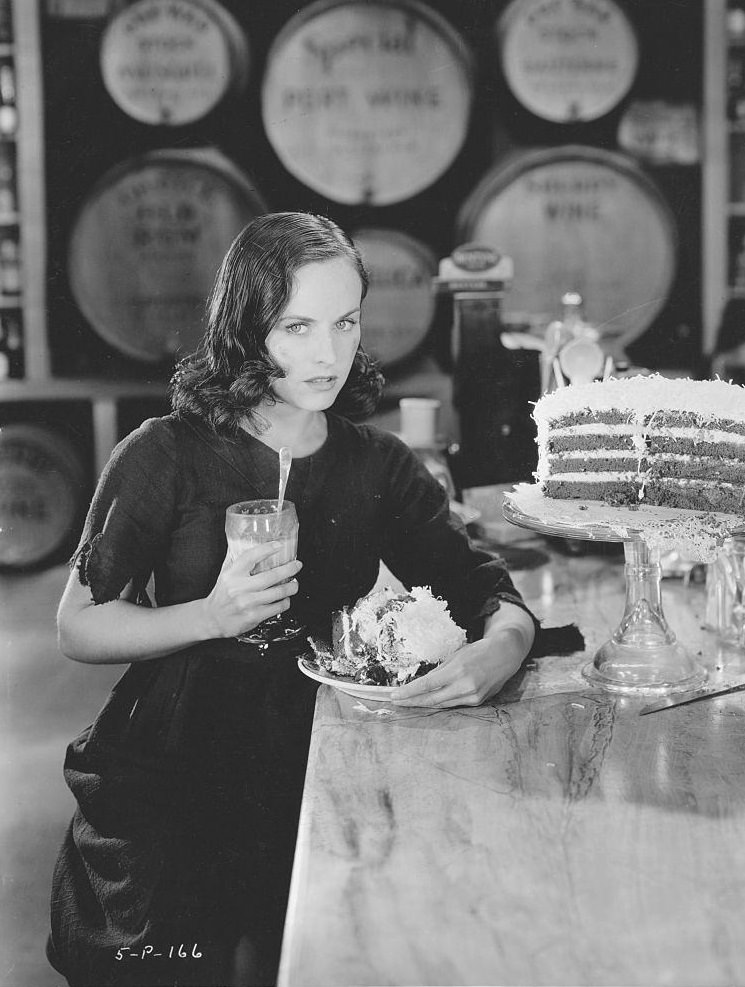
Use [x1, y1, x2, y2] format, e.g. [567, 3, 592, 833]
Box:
[225, 499, 304, 647]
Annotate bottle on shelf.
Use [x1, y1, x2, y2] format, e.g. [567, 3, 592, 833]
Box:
[0, 0, 12, 45]
[0, 309, 11, 379]
[2, 308, 23, 377]
[0, 139, 16, 215]
[0, 227, 20, 296]
[727, 46, 745, 123]
[398, 397, 458, 502]
[0, 58, 16, 136]
[728, 5, 745, 46]
[729, 220, 745, 292]
[542, 291, 581, 392]
[541, 291, 604, 392]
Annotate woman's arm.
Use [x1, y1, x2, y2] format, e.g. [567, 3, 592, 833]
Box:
[389, 601, 535, 707]
[57, 543, 302, 665]
[55, 418, 309, 665]
[379, 436, 536, 633]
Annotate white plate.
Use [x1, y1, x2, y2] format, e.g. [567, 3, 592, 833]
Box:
[297, 657, 395, 702]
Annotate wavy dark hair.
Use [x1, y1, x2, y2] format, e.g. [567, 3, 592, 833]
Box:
[169, 211, 384, 434]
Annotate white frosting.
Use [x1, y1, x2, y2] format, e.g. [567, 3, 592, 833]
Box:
[547, 473, 740, 490]
[340, 585, 466, 674]
[533, 375, 745, 426]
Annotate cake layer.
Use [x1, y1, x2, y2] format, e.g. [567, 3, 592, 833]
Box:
[551, 410, 745, 436]
[545, 455, 745, 484]
[647, 437, 745, 457]
[544, 477, 745, 514]
[546, 427, 745, 457]
[548, 434, 636, 453]
[547, 455, 639, 474]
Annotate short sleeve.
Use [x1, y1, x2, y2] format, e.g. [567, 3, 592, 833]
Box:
[71, 418, 179, 605]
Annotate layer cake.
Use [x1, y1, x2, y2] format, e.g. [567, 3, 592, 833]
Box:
[533, 375, 745, 514]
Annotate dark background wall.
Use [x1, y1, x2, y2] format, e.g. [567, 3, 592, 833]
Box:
[41, 0, 705, 384]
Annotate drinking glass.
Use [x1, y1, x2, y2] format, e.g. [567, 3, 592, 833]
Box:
[224, 499, 305, 647]
[705, 534, 745, 648]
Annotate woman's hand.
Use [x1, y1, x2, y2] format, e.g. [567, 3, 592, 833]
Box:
[201, 543, 302, 640]
[389, 603, 535, 708]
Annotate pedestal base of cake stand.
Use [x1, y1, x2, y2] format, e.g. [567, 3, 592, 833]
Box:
[503, 497, 707, 696]
[582, 535, 704, 694]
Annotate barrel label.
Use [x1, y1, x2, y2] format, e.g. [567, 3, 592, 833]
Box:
[499, 0, 638, 122]
[262, 2, 472, 205]
[618, 100, 700, 165]
[0, 428, 83, 568]
[460, 150, 676, 349]
[68, 152, 266, 362]
[100, 0, 233, 125]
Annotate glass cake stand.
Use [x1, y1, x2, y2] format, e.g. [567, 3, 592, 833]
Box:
[503, 497, 707, 696]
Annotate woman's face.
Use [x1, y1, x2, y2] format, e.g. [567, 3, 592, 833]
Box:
[265, 257, 363, 413]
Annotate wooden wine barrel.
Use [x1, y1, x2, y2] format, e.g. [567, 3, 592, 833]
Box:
[261, 0, 473, 205]
[100, 0, 249, 126]
[457, 146, 678, 352]
[353, 228, 437, 370]
[68, 148, 267, 362]
[497, 0, 638, 123]
[0, 424, 86, 570]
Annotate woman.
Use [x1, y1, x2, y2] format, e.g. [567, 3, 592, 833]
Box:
[49, 212, 537, 987]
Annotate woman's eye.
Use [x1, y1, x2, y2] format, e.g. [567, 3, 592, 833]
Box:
[285, 322, 308, 335]
[336, 319, 358, 332]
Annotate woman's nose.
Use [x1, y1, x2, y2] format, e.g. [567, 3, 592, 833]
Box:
[313, 327, 337, 364]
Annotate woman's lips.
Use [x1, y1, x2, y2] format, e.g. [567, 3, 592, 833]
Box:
[304, 376, 338, 391]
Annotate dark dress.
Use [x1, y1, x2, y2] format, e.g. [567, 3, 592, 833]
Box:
[49, 412, 536, 987]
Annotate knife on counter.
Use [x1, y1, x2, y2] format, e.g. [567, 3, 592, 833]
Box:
[639, 682, 745, 715]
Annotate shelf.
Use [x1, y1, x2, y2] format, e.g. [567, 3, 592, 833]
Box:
[0, 377, 168, 402]
[0, 377, 170, 474]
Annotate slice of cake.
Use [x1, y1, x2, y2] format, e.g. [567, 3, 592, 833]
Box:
[533, 375, 745, 514]
[312, 586, 467, 686]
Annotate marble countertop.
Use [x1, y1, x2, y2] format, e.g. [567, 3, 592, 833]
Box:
[279, 489, 745, 987]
